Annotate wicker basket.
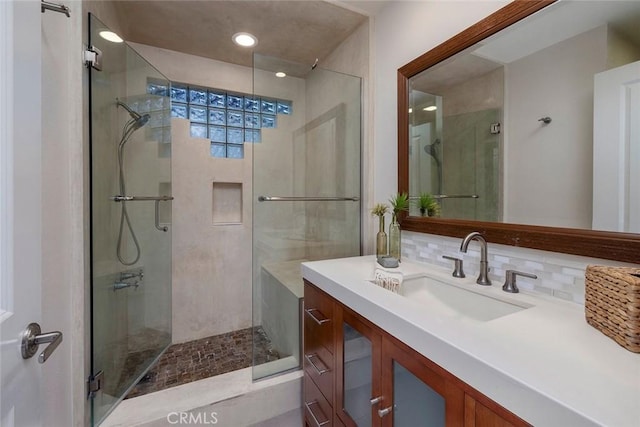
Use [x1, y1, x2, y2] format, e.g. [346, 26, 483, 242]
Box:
[585, 265, 640, 353]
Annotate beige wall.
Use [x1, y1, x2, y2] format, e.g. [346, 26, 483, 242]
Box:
[323, 21, 372, 253]
[504, 25, 608, 228]
[130, 43, 309, 343]
[41, 1, 86, 426]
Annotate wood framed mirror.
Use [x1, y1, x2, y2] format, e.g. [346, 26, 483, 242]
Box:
[397, 0, 640, 264]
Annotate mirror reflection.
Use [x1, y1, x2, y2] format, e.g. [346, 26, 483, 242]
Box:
[408, 0, 640, 233]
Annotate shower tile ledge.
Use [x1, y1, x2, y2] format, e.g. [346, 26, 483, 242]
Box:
[102, 367, 303, 427]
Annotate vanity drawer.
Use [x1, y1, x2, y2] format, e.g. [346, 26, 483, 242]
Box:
[304, 343, 334, 404]
[304, 281, 335, 354]
[304, 375, 333, 427]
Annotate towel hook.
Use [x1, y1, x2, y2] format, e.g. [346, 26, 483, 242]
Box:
[538, 116, 552, 124]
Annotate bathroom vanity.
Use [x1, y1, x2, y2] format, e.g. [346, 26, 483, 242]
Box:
[301, 256, 640, 427]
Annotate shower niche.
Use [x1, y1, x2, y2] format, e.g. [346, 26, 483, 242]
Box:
[212, 181, 243, 225]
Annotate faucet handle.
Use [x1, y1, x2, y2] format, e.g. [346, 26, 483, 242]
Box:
[442, 255, 465, 278]
[503, 270, 537, 293]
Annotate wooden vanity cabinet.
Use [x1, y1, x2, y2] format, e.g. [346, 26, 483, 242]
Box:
[303, 280, 530, 427]
[303, 281, 336, 427]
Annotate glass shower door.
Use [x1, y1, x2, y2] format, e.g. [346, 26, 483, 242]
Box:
[251, 54, 362, 379]
[89, 15, 172, 425]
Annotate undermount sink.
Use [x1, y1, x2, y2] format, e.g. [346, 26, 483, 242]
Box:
[398, 275, 532, 321]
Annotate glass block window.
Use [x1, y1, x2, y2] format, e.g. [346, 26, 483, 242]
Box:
[155, 81, 292, 159]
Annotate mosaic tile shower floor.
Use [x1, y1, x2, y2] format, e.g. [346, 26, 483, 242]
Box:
[125, 326, 280, 399]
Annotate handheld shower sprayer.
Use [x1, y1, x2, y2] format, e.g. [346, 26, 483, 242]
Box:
[115, 98, 152, 266]
[116, 98, 150, 131]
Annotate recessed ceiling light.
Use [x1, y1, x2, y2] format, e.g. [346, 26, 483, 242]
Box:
[275, 72, 286, 78]
[232, 32, 258, 48]
[408, 108, 413, 113]
[99, 30, 123, 43]
[423, 105, 437, 111]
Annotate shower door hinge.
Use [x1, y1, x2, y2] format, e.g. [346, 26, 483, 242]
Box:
[490, 123, 501, 134]
[87, 370, 104, 399]
[84, 45, 102, 71]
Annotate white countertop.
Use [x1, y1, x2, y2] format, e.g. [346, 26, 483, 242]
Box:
[302, 256, 640, 427]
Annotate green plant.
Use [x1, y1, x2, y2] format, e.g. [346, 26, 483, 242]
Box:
[416, 192, 441, 217]
[389, 192, 410, 216]
[371, 203, 389, 217]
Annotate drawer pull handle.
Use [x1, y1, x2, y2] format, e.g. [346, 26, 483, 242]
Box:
[305, 353, 330, 375]
[370, 396, 382, 405]
[305, 308, 330, 325]
[305, 400, 330, 426]
[378, 406, 392, 418]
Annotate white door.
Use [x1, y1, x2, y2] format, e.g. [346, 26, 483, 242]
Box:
[593, 60, 640, 232]
[1, 1, 45, 425]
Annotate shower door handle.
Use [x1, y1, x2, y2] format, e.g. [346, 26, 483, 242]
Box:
[258, 196, 359, 202]
[155, 200, 168, 232]
[111, 195, 174, 202]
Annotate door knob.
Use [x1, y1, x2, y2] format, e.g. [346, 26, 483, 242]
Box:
[21, 323, 63, 363]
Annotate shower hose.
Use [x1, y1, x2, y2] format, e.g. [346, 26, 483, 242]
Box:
[116, 117, 143, 266]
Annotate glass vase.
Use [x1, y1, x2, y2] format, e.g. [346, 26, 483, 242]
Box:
[389, 214, 401, 261]
[376, 216, 387, 257]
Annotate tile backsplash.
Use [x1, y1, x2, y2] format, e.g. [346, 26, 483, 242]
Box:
[402, 231, 636, 305]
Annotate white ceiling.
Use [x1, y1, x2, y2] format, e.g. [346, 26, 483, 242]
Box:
[113, 0, 369, 69]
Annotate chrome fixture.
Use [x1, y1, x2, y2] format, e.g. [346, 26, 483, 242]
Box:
[115, 99, 153, 265]
[21, 323, 63, 363]
[370, 394, 392, 418]
[112, 195, 174, 202]
[443, 255, 465, 278]
[423, 138, 442, 194]
[116, 99, 150, 130]
[459, 232, 491, 286]
[409, 194, 479, 200]
[41, 0, 70, 17]
[503, 270, 537, 293]
[258, 196, 359, 202]
[113, 269, 143, 291]
[111, 195, 173, 233]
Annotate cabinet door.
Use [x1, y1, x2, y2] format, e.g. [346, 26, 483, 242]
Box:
[336, 306, 382, 427]
[380, 336, 464, 427]
[464, 395, 530, 427]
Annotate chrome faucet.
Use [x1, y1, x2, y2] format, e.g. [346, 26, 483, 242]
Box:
[459, 232, 491, 286]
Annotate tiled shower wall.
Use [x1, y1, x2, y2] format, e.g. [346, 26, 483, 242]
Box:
[402, 231, 636, 305]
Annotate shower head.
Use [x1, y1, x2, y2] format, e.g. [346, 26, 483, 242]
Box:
[131, 113, 150, 130]
[116, 99, 150, 130]
[424, 138, 442, 171]
[424, 139, 441, 156]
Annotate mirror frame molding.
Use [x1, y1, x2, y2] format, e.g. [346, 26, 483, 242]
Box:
[397, 0, 640, 264]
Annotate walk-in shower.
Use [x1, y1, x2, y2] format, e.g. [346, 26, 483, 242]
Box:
[89, 14, 361, 427]
[408, 89, 501, 221]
